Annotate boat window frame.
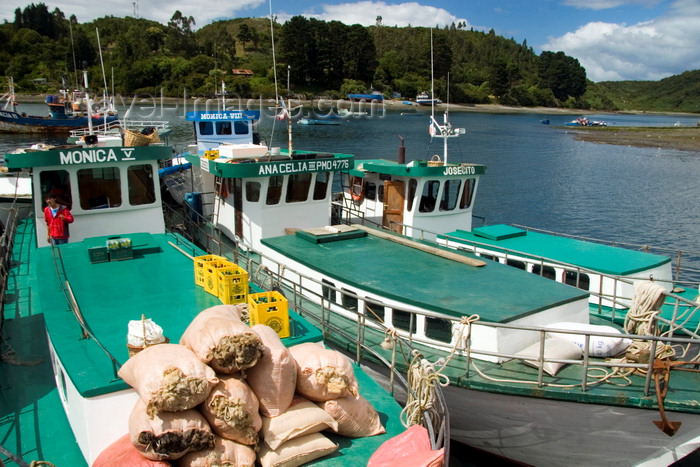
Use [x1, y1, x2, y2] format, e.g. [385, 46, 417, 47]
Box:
[246, 181, 261, 202]
[127, 164, 157, 206]
[77, 166, 122, 210]
[439, 179, 461, 212]
[39, 169, 72, 209]
[313, 171, 330, 200]
[460, 178, 475, 209]
[266, 175, 283, 205]
[286, 172, 312, 203]
[425, 316, 453, 343]
[406, 179, 417, 211]
[419, 180, 440, 213]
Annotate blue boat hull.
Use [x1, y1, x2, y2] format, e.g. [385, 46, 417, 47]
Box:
[0, 110, 119, 134]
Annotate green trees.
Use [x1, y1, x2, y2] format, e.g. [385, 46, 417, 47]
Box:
[3, 7, 694, 112]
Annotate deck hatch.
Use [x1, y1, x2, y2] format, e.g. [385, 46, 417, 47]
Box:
[296, 225, 368, 244]
[473, 224, 527, 241]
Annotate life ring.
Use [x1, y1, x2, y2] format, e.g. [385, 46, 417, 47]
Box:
[349, 176, 364, 203]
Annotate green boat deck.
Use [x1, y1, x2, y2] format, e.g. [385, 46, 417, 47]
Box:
[1, 218, 407, 466]
[262, 228, 589, 323]
[442, 225, 671, 276]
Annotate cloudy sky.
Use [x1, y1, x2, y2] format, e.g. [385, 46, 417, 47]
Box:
[3, 0, 699, 82]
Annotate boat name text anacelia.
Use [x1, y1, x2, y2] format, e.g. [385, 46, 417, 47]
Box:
[257, 159, 350, 175]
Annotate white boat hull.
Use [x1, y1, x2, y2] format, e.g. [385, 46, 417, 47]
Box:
[445, 384, 700, 466]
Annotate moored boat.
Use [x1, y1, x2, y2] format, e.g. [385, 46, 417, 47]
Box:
[1, 134, 448, 465]
[0, 76, 119, 134]
[171, 102, 700, 465]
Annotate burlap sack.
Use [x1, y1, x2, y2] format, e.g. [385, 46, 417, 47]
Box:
[128, 397, 214, 461]
[118, 343, 218, 417]
[247, 324, 297, 417]
[180, 305, 263, 373]
[199, 375, 262, 445]
[260, 396, 338, 450]
[288, 342, 358, 402]
[177, 435, 256, 467]
[318, 393, 386, 437]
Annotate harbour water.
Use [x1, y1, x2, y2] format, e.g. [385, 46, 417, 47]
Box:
[4, 101, 698, 281]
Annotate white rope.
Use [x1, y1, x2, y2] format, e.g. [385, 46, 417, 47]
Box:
[401, 350, 449, 428]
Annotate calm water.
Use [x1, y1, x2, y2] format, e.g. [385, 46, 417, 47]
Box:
[3, 102, 699, 278]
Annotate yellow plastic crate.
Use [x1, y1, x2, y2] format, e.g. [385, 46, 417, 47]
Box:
[248, 291, 289, 338]
[194, 254, 226, 287]
[217, 265, 249, 305]
[203, 260, 232, 295]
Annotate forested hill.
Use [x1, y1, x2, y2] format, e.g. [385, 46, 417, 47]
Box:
[1, 4, 697, 113]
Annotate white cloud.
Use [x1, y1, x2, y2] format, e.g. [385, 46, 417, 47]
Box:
[544, 1, 700, 81]
[286, 1, 469, 28]
[561, 0, 663, 10]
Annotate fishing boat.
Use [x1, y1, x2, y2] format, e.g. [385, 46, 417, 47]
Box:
[165, 48, 700, 464]
[0, 132, 448, 465]
[416, 91, 441, 106]
[347, 91, 384, 102]
[298, 117, 341, 126]
[0, 76, 119, 134]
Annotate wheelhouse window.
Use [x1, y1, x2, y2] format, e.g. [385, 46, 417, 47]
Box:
[40, 169, 71, 209]
[364, 182, 377, 201]
[426, 317, 453, 343]
[341, 288, 358, 311]
[78, 167, 121, 209]
[286, 173, 311, 203]
[127, 164, 156, 206]
[216, 121, 232, 135]
[246, 181, 261, 202]
[365, 298, 385, 324]
[266, 176, 283, 205]
[377, 184, 385, 203]
[506, 259, 526, 270]
[533, 264, 557, 280]
[407, 179, 417, 211]
[198, 121, 213, 135]
[234, 121, 249, 135]
[313, 172, 330, 200]
[565, 270, 590, 291]
[440, 179, 461, 211]
[460, 179, 474, 209]
[322, 279, 336, 302]
[419, 180, 440, 213]
[393, 308, 415, 333]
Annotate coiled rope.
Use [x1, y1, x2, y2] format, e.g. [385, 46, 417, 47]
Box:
[401, 349, 449, 428]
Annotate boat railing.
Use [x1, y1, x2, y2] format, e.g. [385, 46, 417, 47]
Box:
[0, 202, 29, 332]
[509, 223, 700, 285]
[163, 204, 451, 461]
[47, 243, 122, 377]
[68, 119, 171, 138]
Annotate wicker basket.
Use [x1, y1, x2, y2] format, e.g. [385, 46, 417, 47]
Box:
[124, 128, 161, 147]
[126, 314, 168, 357]
[427, 154, 443, 166]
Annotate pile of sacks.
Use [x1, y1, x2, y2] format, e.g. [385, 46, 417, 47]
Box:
[94, 304, 385, 467]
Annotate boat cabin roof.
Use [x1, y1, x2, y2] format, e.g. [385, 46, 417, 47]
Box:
[261, 226, 588, 323]
[441, 225, 671, 276]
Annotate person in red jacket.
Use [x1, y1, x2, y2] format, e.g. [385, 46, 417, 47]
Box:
[44, 192, 74, 245]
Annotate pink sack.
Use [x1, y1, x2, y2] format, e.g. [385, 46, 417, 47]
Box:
[289, 342, 359, 402]
[129, 397, 214, 461]
[118, 343, 218, 417]
[247, 324, 297, 417]
[367, 424, 444, 467]
[93, 433, 171, 466]
[180, 305, 264, 373]
[200, 375, 262, 445]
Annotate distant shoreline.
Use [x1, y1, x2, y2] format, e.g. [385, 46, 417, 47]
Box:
[14, 93, 700, 117]
[13, 94, 699, 152]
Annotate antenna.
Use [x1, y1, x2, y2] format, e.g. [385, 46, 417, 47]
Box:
[133, 0, 139, 18]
